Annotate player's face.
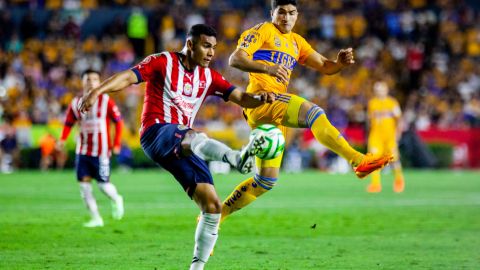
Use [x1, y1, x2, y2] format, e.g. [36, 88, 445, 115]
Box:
[191, 35, 217, 68]
[82, 73, 101, 92]
[374, 82, 389, 98]
[271, 4, 298, 33]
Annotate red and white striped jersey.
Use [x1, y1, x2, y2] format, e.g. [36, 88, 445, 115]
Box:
[62, 94, 122, 157]
[131, 52, 235, 135]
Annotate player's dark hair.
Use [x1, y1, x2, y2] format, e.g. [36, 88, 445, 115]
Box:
[81, 69, 100, 79]
[187, 24, 217, 42]
[271, 0, 297, 9]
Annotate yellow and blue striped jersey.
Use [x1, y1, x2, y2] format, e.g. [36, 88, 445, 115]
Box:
[237, 22, 315, 94]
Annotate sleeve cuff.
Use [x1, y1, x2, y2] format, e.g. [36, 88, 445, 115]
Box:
[223, 85, 236, 101]
[131, 68, 143, 84]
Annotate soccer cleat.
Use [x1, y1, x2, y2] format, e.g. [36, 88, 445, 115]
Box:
[354, 153, 393, 179]
[366, 183, 382, 193]
[393, 177, 405, 193]
[112, 195, 124, 220]
[83, 217, 104, 228]
[224, 133, 265, 174]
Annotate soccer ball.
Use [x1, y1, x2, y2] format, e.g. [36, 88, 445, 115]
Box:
[251, 124, 285, 160]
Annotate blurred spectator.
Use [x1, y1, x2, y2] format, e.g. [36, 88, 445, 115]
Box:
[39, 132, 66, 170]
[127, 8, 148, 58]
[0, 120, 19, 173]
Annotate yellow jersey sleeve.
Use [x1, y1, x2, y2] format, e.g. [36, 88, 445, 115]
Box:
[293, 34, 315, 64]
[237, 23, 271, 56]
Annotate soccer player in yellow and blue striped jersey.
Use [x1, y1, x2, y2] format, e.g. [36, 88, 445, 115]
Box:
[367, 81, 405, 193]
[221, 0, 393, 221]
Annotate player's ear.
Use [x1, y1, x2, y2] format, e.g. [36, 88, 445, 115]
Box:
[187, 39, 194, 51]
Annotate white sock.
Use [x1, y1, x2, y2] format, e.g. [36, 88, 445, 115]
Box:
[189, 213, 220, 270]
[79, 182, 101, 220]
[190, 133, 234, 162]
[98, 182, 120, 201]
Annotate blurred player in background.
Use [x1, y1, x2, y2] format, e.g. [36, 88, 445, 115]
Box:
[79, 24, 274, 270]
[367, 81, 405, 193]
[58, 69, 124, 228]
[221, 0, 393, 221]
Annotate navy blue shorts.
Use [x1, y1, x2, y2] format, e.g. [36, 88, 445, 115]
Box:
[140, 123, 213, 198]
[75, 155, 110, 183]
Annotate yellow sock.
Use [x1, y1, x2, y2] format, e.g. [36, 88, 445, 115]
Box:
[310, 114, 363, 166]
[221, 176, 273, 222]
[394, 164, 404, 181]
[370, 170, 381, 186]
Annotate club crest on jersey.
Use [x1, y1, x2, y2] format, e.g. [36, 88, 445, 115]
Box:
[184, 83, 193, 96]
[274, 35, 281, 47]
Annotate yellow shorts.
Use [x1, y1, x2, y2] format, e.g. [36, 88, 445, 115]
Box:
[368, 133, 399, 161]
[243, 93, 307, 168]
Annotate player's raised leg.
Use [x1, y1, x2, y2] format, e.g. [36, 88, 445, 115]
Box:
[288, 96, 392, 178]
[189, 183, 221, 270]
[183, 130, 265, 174]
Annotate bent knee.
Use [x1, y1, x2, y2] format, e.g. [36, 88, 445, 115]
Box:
[204, 199, 222, 214]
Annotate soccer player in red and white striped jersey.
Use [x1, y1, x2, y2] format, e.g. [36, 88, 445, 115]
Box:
[79, 24, 275, 269]
[58, 69, 124, 228]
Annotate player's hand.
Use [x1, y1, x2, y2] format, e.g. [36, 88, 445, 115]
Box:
[337, 48, 355, 67]
[78, 90, 99, 113]
[266, 64, 289, 83]
[255, 91, 276, 103]
[113, 145, 121, 155]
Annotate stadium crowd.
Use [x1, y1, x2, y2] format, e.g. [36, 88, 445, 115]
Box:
[1, 0, 479, 171]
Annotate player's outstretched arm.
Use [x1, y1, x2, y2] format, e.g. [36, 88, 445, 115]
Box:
[228, 88, 275, 108]
[304, 48, 355, 75]
[79, 70, 138, 113]
[229, 48, 289, 83]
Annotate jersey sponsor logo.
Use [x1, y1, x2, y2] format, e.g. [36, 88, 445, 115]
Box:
[252, 50, 297, 70]
[172, 96, 195, 113]
[199, 81, 206, 88]
[185, 73, 193, 81]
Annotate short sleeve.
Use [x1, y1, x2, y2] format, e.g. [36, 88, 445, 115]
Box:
[237, 23, 270, 56]
[64, 104, 77, 127]
[131, 53, 165, 83]
[392, 99, 402, 117]
[107, 98, 122, 122]
[295, 35, 315, 64]
[208, 70, 236, 102]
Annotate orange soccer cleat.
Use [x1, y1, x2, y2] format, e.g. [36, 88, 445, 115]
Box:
[354, 153, 393, 179]
[366, 183, 382, 193]
[393, 176, 405, 193]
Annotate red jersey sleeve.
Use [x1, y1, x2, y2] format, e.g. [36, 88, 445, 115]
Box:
[64, 104, 78, 127]
[208, 69, 236, 101]
[107, 98, 122, 123]
[130, 53, 166, 83]
[60, 103, 78, 141]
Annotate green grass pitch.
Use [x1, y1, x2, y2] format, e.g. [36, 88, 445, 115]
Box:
[1, 170, 479, 269]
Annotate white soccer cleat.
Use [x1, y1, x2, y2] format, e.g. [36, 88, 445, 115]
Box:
[112, 195, 124, 220]
[83, 217, 104, 228]
[233, 133, 266, 174]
